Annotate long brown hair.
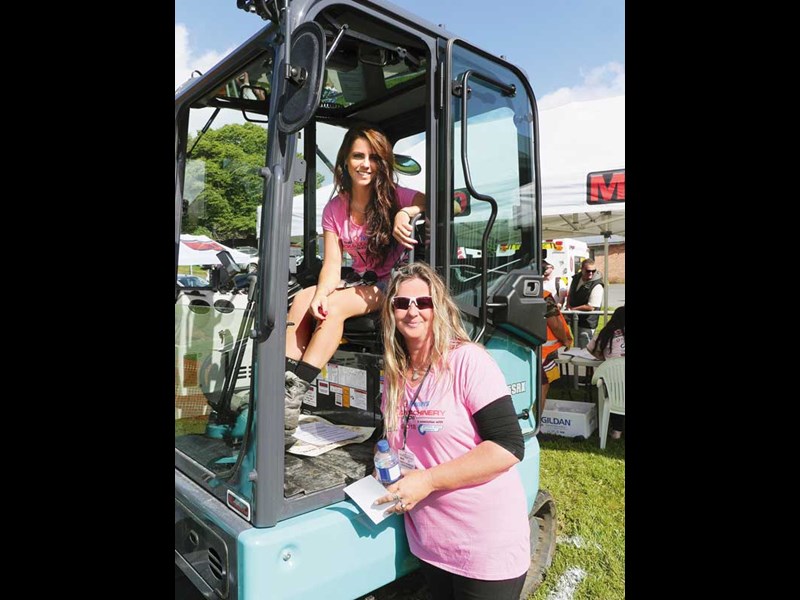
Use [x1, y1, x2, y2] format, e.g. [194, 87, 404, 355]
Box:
[380, 262, 471, 434]
[595, 305, 625, 356]
[333, 126, 397, 264]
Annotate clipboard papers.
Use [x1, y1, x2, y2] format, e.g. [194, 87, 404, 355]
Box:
[287, 415, 375, 457]
[293, 421, 360, 445]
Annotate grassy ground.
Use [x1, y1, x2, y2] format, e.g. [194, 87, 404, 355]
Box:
[528, 381, 625, 600]
[177, 265, 207, 276]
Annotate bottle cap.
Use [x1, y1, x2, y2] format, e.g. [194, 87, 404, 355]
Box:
[377, 439, 390, 452]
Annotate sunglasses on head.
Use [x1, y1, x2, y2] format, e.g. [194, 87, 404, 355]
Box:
[392, 295, 434, 310]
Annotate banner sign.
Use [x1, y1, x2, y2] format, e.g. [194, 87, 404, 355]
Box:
[586, 169, 625, 205]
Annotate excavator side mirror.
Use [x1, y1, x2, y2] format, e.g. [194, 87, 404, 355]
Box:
[276, 21, 326, 134]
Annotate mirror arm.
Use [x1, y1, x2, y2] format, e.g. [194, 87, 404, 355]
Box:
[284, 63, 307, 85]
[280, 0, 294, 80]
[277, 0, 316, 86]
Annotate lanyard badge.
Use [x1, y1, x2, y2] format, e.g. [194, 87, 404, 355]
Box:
[400, 364, 431, 470]
[398, 447, 417, 470]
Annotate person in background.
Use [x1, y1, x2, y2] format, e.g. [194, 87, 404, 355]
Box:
[542, 289, 572, 408]
[283, 127, 425, 447]
[237, 72, 266, 101]
[541, 259, 562, 307]
[375, 262, 530, 600]
[587, 306, 625, 439]
[566, 258, 604, 348]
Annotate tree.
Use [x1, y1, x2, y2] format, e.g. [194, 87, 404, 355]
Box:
[184, 122, 322, 240]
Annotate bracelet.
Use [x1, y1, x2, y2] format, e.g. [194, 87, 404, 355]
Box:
[400, 208, 413, 220]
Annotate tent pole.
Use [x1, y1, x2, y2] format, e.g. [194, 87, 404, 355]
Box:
[603, 231, 610, 324]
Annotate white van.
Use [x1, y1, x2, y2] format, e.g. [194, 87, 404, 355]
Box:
[542, 238, 590, 300]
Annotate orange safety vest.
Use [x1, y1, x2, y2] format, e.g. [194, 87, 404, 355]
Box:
[543, 290, 572, 359]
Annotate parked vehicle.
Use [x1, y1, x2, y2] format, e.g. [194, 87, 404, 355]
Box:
[233, 245, 258, 258]
[175, 2, 556, 598]
[177, 274, 210, 288]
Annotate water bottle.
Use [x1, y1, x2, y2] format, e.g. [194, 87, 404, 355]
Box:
[374, 439, 401, 485]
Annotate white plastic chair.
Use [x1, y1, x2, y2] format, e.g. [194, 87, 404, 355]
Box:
[591, 357, 625, 449]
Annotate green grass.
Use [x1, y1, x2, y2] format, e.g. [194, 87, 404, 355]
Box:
[175, 416, 208, 437]
[529, 382, 625, 599]
[177, 265, 207, 276]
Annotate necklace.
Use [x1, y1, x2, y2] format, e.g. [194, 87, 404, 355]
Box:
[409, 363, 429, 381]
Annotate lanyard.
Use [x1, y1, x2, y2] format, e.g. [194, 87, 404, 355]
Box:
[402, 364, 431, 449]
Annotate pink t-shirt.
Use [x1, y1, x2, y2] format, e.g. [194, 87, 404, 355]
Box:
[587, 328, 625, 359]
[381, 343, 531, 580]
[321, 185, 418, 280]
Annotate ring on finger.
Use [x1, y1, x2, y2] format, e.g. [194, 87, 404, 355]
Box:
[392, 493, 401, 502]
[399, 502, 406, 510]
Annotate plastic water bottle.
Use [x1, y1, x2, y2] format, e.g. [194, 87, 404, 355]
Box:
[374, 439, 401, 485]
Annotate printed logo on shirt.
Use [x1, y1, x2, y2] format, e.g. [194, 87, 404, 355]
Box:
[418, 424, 443, 435]
[341, 232, 369, 254]
[402, 404, 446, 436]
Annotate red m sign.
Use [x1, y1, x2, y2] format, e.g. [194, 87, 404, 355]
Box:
[586, 169, 625, 205]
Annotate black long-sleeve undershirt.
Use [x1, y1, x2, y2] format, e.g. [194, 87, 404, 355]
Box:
[473, 395, 524, 462]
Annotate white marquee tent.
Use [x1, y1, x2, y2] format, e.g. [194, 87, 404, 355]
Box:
[179, 234, 252, 266]
[538, 95, 625, 239]
[538, 95, 625, 313]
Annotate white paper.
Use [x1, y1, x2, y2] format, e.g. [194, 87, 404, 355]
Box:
[561, 347, 599, 361]
[293, 422, 360, 445]
[343, 475, 398, 525]
[287, 415, 374, 457]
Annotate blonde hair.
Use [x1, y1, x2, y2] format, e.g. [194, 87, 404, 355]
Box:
[380, 262, 470, 434]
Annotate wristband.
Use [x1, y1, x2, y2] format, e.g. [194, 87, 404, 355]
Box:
[399, 208, 413, 220]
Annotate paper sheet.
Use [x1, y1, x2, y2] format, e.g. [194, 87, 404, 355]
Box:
[343, 475, 398, 525]
[286, 415, 375, 457]
[293, 422, 360, 445]
[560, 347, 599, 361]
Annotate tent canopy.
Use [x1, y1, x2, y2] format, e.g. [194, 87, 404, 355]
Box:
[179, 234, 253, 266]
[537, 95, 625, 313]
[538, 95, 625, 239]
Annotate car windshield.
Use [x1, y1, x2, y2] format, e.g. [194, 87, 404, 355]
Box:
[178, 275, 210, 287]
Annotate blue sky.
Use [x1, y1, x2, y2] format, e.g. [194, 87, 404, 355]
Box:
[176, 0, 624, 109]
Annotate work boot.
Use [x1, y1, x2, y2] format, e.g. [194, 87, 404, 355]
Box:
[284, 371, 310, 448]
